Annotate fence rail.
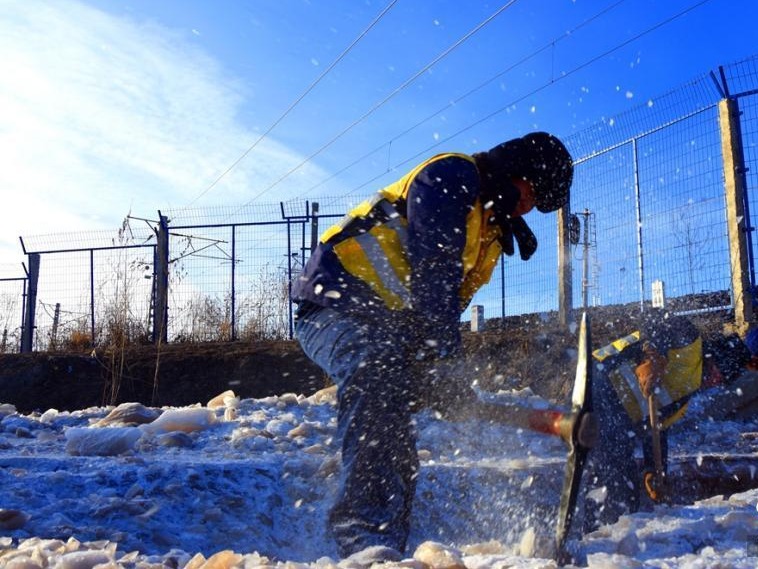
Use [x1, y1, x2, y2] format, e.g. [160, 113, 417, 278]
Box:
[4, 55, 758, 353]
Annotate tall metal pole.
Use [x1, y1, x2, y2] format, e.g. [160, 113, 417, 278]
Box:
[582, 209, 590, 309]
[20, 253, 40, 353]
[286, 217, 294, 340]
[231, 225, 236, 341]
[310, 201, 319, 255]
[90, 249, 96, 344]
[153, 213, 169, 344]
[632, 139, 645, 312]
[21, 270, 28, 351]
[557, 206, 572, 326]
[500, 254, 506, 319]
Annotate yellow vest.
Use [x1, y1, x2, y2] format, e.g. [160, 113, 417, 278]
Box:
[593, 332, 702, 427]
[320, 153, 502, 310]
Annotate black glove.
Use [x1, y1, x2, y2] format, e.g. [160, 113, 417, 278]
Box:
[499, 216, 538, 261]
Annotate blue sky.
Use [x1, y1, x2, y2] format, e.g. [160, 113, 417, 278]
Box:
[1, 0, 757, 267]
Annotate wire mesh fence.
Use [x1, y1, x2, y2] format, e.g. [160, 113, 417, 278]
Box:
[9, 55, 758, 351]
[0, 263, 26, 353]
[567, 104, 732, 311]
[26, 247, 155, 352]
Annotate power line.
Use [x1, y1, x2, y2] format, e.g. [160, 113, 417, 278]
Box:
[297, 0, 629, 202]
[322, 0, 715, 204]
[178, 0, 400, 212]
[239, 0, 521, 207]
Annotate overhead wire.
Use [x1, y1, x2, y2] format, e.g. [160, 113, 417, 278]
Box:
[321, 0, 716, 203]
[238, 0, 521, 208]
[298, 0, 629, 203]
[176, 0, 400, 213]
[392, 0, 715, 167]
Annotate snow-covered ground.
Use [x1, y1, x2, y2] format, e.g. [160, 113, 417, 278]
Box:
[0, 385, 757, 568]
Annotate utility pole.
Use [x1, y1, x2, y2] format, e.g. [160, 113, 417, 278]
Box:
[581, 209, 593, 310]
[51, 302, 61, 350]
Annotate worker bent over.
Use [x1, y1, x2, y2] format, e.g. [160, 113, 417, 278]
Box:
[292, 132, 573, 559]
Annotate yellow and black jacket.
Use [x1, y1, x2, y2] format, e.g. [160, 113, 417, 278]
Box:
[592, 314, 702, 428]
[292, 154, 506, 328]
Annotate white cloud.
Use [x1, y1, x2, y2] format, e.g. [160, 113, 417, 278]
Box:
[0, 0, 327, 261]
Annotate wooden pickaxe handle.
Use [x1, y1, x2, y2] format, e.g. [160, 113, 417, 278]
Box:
[646, 393, 667, 501]
[471, 400, 597, 448]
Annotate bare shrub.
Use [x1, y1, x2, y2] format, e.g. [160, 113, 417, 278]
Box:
[0, 292, 21, 353]
[173, 293, 233, 343]
[92, 216, 153, 405]
[237, 264, 290, 342]
[60, 328, 92, 352]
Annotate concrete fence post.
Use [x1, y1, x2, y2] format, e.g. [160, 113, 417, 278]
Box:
[719, 97, 753, 334]
[471, 305, 485, 332]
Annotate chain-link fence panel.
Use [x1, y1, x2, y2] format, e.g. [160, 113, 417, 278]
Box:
[29, 247, 155, 351]
[165, 202, 315, 342]
[167, 226, 236, 343]
[0, 263, 25, 353]
[569, 143, 640, 309]
[637, 107, 730, 308]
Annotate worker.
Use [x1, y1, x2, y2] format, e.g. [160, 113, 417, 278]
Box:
[693, 325, 758, 421]
[584, 308, 727, 529]
[744, 327, 758, 371]
[292, 132, 573, 561]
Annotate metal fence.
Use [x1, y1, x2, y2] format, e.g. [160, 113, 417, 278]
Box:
[565, 61, 756, 315]
[0, 263, 27, 352]
[15, 227, 157, 352]
[5, 55, 758, 352]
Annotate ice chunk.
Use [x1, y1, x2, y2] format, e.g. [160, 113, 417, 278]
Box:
[140, 407, 217, 435]
[64, 426, 143, 456]
[206, 389, 238, 409]
[518, 527, 536, 557]
[55, 550, 112, 569]
[0, 404, 16, 418]
[413, 541, 464, 569]
[95, 402, 161, 426]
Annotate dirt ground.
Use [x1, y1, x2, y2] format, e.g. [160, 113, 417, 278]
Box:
[0, 302, 741, 414]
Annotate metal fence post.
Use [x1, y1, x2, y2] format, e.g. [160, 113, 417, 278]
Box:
[499, 254, 505, 319]
[90, 249, 96, 344]
[310, 202, 319, 254]
[20, 253, 40, 353]
[153, 213, 169, 344]
[719, 97, 754, 332]
[20, 276, 27, 350]
[285, 211, 294, 340]
[558, 205, 572, 326]
[231, 225, 237, 341]
[632, 138, 645, 312]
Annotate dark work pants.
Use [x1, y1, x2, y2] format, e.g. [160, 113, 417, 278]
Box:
[583, 362, 641, 532]
[295, 305, 419, 557]
[584, 360, 676, 532]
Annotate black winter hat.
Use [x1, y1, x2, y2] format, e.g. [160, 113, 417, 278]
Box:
[481, 132, 573, 213]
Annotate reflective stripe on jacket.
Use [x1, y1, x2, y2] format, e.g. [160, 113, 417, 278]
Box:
[292, 153, 502, 314]
[594, 330, 702, 427]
